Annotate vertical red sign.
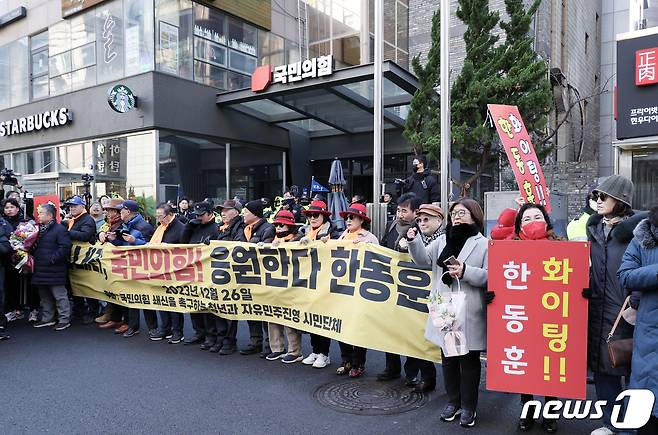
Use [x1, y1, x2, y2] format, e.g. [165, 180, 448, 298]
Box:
[486, 240, 590, 399]
[488, 104, 552, 213]
[33, 195, 61, 223]
[636, 48, 658, 86]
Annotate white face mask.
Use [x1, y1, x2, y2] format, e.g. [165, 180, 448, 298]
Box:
[589, 199, 597, 211]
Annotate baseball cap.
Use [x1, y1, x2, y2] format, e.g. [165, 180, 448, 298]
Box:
[193, 201, 214, 215]
[120, 200, 140, 213]
[64, 196, 86, 206]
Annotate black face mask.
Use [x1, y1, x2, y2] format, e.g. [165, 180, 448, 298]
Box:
[412, 165, 419, 173]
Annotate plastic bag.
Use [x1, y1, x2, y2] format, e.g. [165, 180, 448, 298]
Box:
[424, 273, 468, 357]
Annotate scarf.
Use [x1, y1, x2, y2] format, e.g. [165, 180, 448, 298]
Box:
[244, 220, 261, 241]
[308, 224, 323, 241]
[602, 215, 624, 238]
[108, 214, 122, 231]
[274, 233, 294, 243]
[150, 218, 171, 244]
[343, 230, 360, 241]
[68, 210, 87, 230]
[421, 228, 443, 246]
[437, 223, 480, 285]
[39, 220, 54, 235]
[395, 219, 413, 250]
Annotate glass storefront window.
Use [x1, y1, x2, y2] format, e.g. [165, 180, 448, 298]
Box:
[632, 149, 658, 209]
[49, 21, 71, 56]
[71, 42, 96, 70]
[124, 0, 155, 75]
[194, 60, 226, 89]
[71, 10, 97, 49]
[227, 71, 250, 90]
[194, 38, 226, 67]
[230, 144, 283, 202]
[259, 32, 284, 66]
[194, 3, 227, 45]
[228, 49, 257, 75]
[156, 0, 194, 79]
[227, 16, 257, 56]
[49, 51, 72, 77]
[0, 38, 29, 109]
[96, 0, 125, 83]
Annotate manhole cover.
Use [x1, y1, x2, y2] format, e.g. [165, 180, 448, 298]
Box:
[313, 377, 428, 415]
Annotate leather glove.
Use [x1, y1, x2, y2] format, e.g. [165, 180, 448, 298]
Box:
[484, 291, 495, 304]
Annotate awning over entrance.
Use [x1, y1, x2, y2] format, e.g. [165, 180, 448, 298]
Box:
[216, 61, 419, 138]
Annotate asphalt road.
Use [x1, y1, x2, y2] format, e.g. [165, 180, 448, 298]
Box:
[1, 315, 599, 435]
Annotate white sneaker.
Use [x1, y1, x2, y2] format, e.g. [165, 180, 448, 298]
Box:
[312, 354, 331, 368]
[591, 427, 614, 435]
[28, 310, 38, 323]
[302, 353, 319, 365]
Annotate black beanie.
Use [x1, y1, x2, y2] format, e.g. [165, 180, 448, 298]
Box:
[245, 200, 264, 218]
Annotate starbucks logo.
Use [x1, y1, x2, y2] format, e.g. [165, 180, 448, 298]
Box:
[107, 85, 137, 113]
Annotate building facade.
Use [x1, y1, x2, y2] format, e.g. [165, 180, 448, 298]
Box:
[0, 0, 414, 206]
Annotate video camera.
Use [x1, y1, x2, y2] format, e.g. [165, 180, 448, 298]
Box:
[0, 168, 19, 186]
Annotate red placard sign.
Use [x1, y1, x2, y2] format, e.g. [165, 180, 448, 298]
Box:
[33, 195, 61, 223]
[486, 240, 590, 399]
[488, 104, 551, 213]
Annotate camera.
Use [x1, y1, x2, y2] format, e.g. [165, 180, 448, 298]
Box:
[0, 168, 19, 186]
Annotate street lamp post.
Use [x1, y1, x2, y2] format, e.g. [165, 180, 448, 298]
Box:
[440, 0, 451, 213]
[373, 0, 384, 234]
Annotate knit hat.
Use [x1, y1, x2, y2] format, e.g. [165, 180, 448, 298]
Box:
[594, 175, 634, 207]
[245, 200, 264, 218]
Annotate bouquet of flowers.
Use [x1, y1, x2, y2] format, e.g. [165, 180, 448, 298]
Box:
[425, 275, 469, 357]
[10, 221, 39, 273]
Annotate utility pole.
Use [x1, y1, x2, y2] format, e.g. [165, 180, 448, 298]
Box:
[440, 0, 451, 212]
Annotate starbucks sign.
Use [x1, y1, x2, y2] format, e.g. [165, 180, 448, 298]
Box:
[107, 84, 137, 113]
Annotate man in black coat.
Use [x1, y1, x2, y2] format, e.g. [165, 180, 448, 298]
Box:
[63, 195, 99, 323]
[32, 204, 72, 331]
[213, 200, 246, 354]
[377, 193, 437, 391]
[239, 200, 275, 357]
[180, 201, 220, 346]
[396, 155, 440, 204]
[149, 203, 186, 343]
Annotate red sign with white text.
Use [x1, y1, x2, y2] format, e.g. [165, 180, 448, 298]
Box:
[488, 104, 551, 213]
[486, 240, 590, 399]
[636, 47, 658, 86]
[33, 195, 61, 223]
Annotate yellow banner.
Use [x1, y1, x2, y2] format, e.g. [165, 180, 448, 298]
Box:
[69, 241, 441, 362]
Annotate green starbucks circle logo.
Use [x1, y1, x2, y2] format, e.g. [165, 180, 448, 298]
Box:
[107, 85, 137, 113]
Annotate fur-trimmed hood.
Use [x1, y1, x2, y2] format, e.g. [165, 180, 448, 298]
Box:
[633, 218, 658, 249]
[587, 211, 648, 243]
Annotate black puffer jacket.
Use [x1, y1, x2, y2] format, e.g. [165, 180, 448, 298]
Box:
[586, 211, 648, 375]
[0, 216, 12, 257]
[32, 222, 72, 286]
[247, 219, 275, 243]
[401, 171, 440, 204]
[218, 216, 246, 242]
[65, 213, 97, 243]
[181, 219, 219, 244]
[161, 217, 185, 244]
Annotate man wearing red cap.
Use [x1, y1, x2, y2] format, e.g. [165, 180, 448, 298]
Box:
[296, 200, 342, 368]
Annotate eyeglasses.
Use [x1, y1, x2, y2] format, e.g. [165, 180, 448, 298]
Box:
[274, 223, 288, 228]
[416, 217, 431, 223]
[308, 213, 322, 219]
[450, 209, 469, 219]
[590, 192, 608, 202]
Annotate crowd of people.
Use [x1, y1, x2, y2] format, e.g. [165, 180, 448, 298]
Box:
[0, 164, 656, 433]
